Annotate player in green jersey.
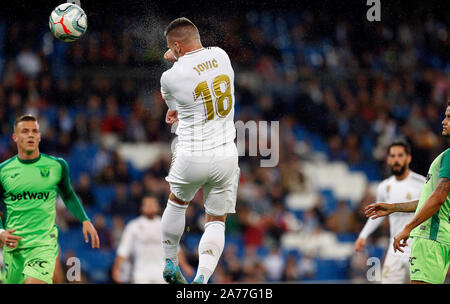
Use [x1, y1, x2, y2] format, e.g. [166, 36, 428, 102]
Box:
[0, 114, 100, 284]
[365, 101, 450, 284]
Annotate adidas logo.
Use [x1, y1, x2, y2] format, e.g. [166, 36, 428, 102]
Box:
[201, 249, 214, 256]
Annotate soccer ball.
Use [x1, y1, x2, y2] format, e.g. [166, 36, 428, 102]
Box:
[49, 3, 87, 42]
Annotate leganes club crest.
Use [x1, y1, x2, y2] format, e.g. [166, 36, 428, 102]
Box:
[40, 167, 50, 177]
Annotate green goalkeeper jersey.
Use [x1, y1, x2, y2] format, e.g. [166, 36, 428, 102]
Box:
[0, 153, 89, 251]
[411, 148, 450, 244]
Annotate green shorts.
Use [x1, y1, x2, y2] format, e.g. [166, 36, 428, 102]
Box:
[1, 243, 58, 284]
[409, 237, 450, 284]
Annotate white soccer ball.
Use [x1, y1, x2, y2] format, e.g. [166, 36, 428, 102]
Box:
[49, 3, 87, 42]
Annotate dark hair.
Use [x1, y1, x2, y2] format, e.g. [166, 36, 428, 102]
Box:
[14, 114, 37, 127]
[447, 100, 450, 107]
[387, 140, 411, 155]
[164, 17, 197, 37]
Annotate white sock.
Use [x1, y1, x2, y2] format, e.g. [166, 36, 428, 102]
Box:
[161, 200, 187, 265]
[194, 221, 225, 283]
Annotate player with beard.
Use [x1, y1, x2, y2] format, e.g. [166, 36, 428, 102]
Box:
[366, 102, 450, 284]
[354, 141, 426, 283]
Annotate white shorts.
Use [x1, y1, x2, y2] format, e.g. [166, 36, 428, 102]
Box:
[381, 249, 410, 284]
[165, 141, 240, 216]
[132, 274, 166, 284]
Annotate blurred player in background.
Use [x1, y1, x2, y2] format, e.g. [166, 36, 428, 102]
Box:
[354, 141, 425, 283]
[0, 115, 100, 284]
[112, 196, 193, 283]
[159, 17, 240, 284]
[366, 101, 450, 284]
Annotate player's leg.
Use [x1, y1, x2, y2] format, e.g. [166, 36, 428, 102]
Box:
[52, 245, 65, 283]
[192, 212, 227, 284]
[161, 192, 189, 264]
[162, 147, 209, 284]
[193, 144, 240, 284]
[409, 237, 448, 284]
[381, 251, 409, 284]
[1, 249, 26, 284]
[24, 276, 47, 284]
[23, 243, 58, 284]
[161, 192, 190, 284]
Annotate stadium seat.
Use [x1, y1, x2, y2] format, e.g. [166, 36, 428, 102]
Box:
[318, 189, 337, 215]
[314, 259, 350, 281]
[285, 191, 319, 211]
[76, 248, 115, 283]
[92, 185, 116, 211]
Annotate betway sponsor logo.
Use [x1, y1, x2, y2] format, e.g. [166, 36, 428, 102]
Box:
[9, 191, 50, 201]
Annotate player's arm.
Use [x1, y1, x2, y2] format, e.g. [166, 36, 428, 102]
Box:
[393, 178, 449, 252]
[164, 49, 177, 63]
[365, 200, 418, 219]
[0, 182, 5, 238]
[355, 184, 387, 251]
[355, 216, 385, 252]
[113, 224, 134, 283]
[57, 158, 100, 248]
[112, 255, 128, 284]
[160, 74, 178, 124]
[403, 178, 448, 230]
[0, 183, 22, 249]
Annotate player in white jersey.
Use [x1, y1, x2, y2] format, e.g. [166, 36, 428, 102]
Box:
[354, 141, 426, 283]
[112, 196, 193, 283]
[159, 18, 240, 284]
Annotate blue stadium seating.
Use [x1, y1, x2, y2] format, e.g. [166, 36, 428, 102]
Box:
[91, 185, 116, 212]
[336, 233, 358, 243]
[76, 248, 115, 283]
[313, 259, 350, 281]
[318, 189, 337, 216]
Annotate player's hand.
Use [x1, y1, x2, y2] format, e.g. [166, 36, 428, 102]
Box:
[164, 49, 177, 63]
[393, 226, 411, 253]
[112, 265, 122, 284]
[82, 220, 100, 249]
[354, 237, 366, 252]
[166, 110, 178, 124]
[0, 229, 22, 249]
[364, 202, 393, 219]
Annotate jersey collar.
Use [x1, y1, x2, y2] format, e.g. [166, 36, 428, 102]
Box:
[17, 153, 41, 164]
[183, 47, 205, 56]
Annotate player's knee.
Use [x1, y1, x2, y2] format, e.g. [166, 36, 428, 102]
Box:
[205, 213, 226, 223]
[24, 277, 47, 284]
[169, 192, 189, 206]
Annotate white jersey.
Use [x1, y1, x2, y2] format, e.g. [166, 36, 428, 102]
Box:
[160, 47, 236, 153]
[117, 215, 165, 283]
[359, 171, 426, 255]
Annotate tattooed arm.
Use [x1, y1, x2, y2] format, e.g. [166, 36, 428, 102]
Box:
[393, 177, 450, 252]
[392, 200, 419, 212]
[365, 200, 419, 219]
[402, 177, 449, 231]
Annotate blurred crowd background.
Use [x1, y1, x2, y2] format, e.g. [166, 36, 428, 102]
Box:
[0, 0, 450, 283]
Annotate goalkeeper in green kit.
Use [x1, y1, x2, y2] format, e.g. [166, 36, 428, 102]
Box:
[0, 115, 100, 284]
[365, 101, 450, 284]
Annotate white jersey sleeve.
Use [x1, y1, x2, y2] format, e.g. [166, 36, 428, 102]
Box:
[117, 221, 135, 259]
[359, 182, 386, 239]
[161, 73, 177, 111]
